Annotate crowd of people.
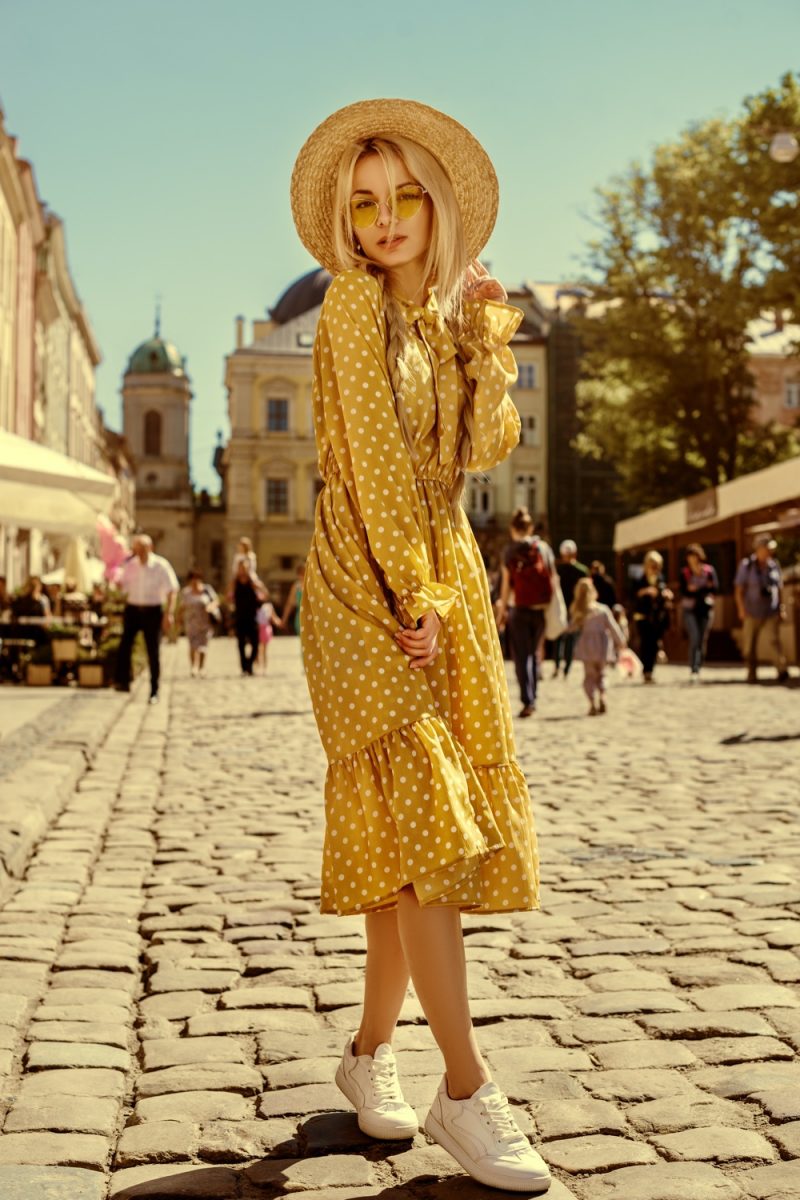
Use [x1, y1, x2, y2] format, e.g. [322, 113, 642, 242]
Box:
[2, 521, 791, 701]
[488, 510, 793, 720]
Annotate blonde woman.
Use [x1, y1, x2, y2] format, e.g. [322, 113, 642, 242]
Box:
[290, 100, 547, 1192]
[569, 577, 627, 715]
[632, 549, 673, 683]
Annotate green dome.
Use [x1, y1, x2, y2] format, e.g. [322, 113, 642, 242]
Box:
[126, 335, 185, 376]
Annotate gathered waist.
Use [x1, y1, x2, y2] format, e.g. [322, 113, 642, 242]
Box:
[322, 452, 452, 489]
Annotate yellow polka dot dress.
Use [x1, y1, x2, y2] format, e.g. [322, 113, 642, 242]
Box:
[301, 270, 541, 916]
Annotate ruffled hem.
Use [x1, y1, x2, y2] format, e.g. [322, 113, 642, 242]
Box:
[319, 715, 540, 917]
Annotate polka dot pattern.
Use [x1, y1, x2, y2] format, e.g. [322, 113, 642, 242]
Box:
[301, 269, 540, 916]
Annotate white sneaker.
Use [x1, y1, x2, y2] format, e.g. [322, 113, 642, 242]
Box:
[334, 1031, 418, 1140]
[425, 1075, 551, 1193]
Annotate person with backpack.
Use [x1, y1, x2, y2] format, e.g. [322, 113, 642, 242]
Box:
[496, 507, 556, 717]
[734, 534, 789, 684]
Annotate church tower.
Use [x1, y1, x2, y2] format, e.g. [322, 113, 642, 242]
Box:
[122, 309, 194, 577]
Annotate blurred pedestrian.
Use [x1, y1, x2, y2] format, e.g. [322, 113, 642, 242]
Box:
[181, 569, 220, 678]
[281, 562, 305, 637]
[232, 559, 262, 676]
[552, 540, 588, 678]
[679, 543, 718, 683]
[632, 550, 673, 683]
[590, 560, 617, 609]
[496, 507, 556, 717]
[569, 577, 627, 715]
[734, 534, 789, 684]
[256, 589, 284, 674]
[115, 534, 178, 703]
[11, 575, 51, 621]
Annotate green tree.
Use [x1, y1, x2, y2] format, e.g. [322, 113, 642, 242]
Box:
[575, 73, 800, 513]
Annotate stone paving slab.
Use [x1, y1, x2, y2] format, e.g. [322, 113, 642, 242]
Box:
[0, 641, 798, 1198]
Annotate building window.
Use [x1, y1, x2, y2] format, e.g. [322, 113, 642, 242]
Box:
[786, 381, 800, 409]
[516, 362, 537, 389]
[266, 478, 289, 515]
[521, 415, 539, 446]
[468, 481, 494, 522]
[144, 410, 162, 456]
[280, 555, 294, 570]
[210, 540, 223, 569]
[267, 397, 289, 432]
[514, 473, 537, 513]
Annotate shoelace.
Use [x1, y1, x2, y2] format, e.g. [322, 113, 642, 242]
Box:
[369, 1057, 404, 1107]
[478, 1093, 529, 1149]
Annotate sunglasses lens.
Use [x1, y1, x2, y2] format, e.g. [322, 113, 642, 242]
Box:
[394, 186, 425, 218]
[351, 199, 378, 228]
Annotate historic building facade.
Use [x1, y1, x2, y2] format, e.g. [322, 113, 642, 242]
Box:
[121, 320, 194, 577]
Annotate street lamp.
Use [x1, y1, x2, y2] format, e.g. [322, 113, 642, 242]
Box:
[769, 131, 799, 163]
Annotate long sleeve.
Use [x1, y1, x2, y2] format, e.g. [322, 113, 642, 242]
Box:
[315, 270, 458, 627]
[459, 298, 523, 472]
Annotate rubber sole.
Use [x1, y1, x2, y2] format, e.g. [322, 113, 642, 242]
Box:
[334, 1064, 418, 1140]
[424, 1110, 552, 1194]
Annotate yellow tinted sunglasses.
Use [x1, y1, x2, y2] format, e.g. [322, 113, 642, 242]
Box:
[350, 184, 428, 229]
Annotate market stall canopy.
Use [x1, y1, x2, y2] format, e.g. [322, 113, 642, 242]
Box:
[614, 456, 800, 554]
[0, 429, 114, 535]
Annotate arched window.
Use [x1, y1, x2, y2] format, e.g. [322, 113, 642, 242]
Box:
[144, 410, 162, 456]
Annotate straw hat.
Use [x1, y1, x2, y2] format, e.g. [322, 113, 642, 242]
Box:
[290, 98, 499, 276]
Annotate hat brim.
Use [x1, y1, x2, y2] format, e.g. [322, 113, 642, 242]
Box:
[290, 98, 499, 277]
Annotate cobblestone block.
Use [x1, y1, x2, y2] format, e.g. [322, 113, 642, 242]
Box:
[487, 1045, 594, 1073]
[650, 1125, 776, 1162]
[576, 991, 690, 1016]
[136, 1063, 262, 1097]
[27, 1042, 131, 1071]
[581, 1162, 746, 1199]
[29, 1022, 131, 1049]
[0, 1133, 110, 1169]
[533, 1098, 627, 1140]
[246, 1153, 376, 1191]
[187, 1008, 319, 1036]
[688, 1035, 794, 1064]
[108, 1164, 238, 1197]
[690, 984, 800, 1011]
[258, 1081, 348, 1118]
[197, 1118, 299, 1161]
[590, 1040, 698, 1069]
[584, 1068, 704, 1102]
[733, 1163, 800, 1199]
[141, 1037, 249, 1071]
[134, 1090, 255, 1123]
[551, 1017, 642, 1044]
[18, 1068, 125, 1097]
[751, 1087, 800, 1121]
[4, 1096, 120, 1136]
[691, 1061, 800, 1097]
[637, 1011, 777, 1039]
[115, 1121, 198, 1166]
[0, 1165, 106, 1199]
[544, 1133, 659, 1172]
[627, 1094, 754, 1134]
[219, 985, 311, 1009]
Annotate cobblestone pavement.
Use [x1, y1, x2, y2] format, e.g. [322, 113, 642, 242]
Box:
[0, 637, 798, 1200]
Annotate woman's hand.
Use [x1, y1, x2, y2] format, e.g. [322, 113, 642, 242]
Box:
[463, 259, 507, 303]
[394, 609, 441, 669]
[494, 598, 508, 632]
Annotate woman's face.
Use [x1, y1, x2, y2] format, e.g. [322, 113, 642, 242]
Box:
[350, 151, 432, 273]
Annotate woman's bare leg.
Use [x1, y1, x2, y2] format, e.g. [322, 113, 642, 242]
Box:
[395, 884, 490, 1100]
[354, 906, 411, 1057]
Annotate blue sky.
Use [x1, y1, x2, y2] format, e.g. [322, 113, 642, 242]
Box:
[2, 0, 798, 489]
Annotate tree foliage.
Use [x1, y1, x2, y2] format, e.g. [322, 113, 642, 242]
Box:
[575, 72, 800, 513]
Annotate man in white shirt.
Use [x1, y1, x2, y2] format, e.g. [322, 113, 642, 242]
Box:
[115, 534, 179, 703]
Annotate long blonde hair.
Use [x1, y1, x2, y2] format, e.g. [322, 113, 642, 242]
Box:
[332, 136, 471, 526]
[570, 577, 599, 629]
